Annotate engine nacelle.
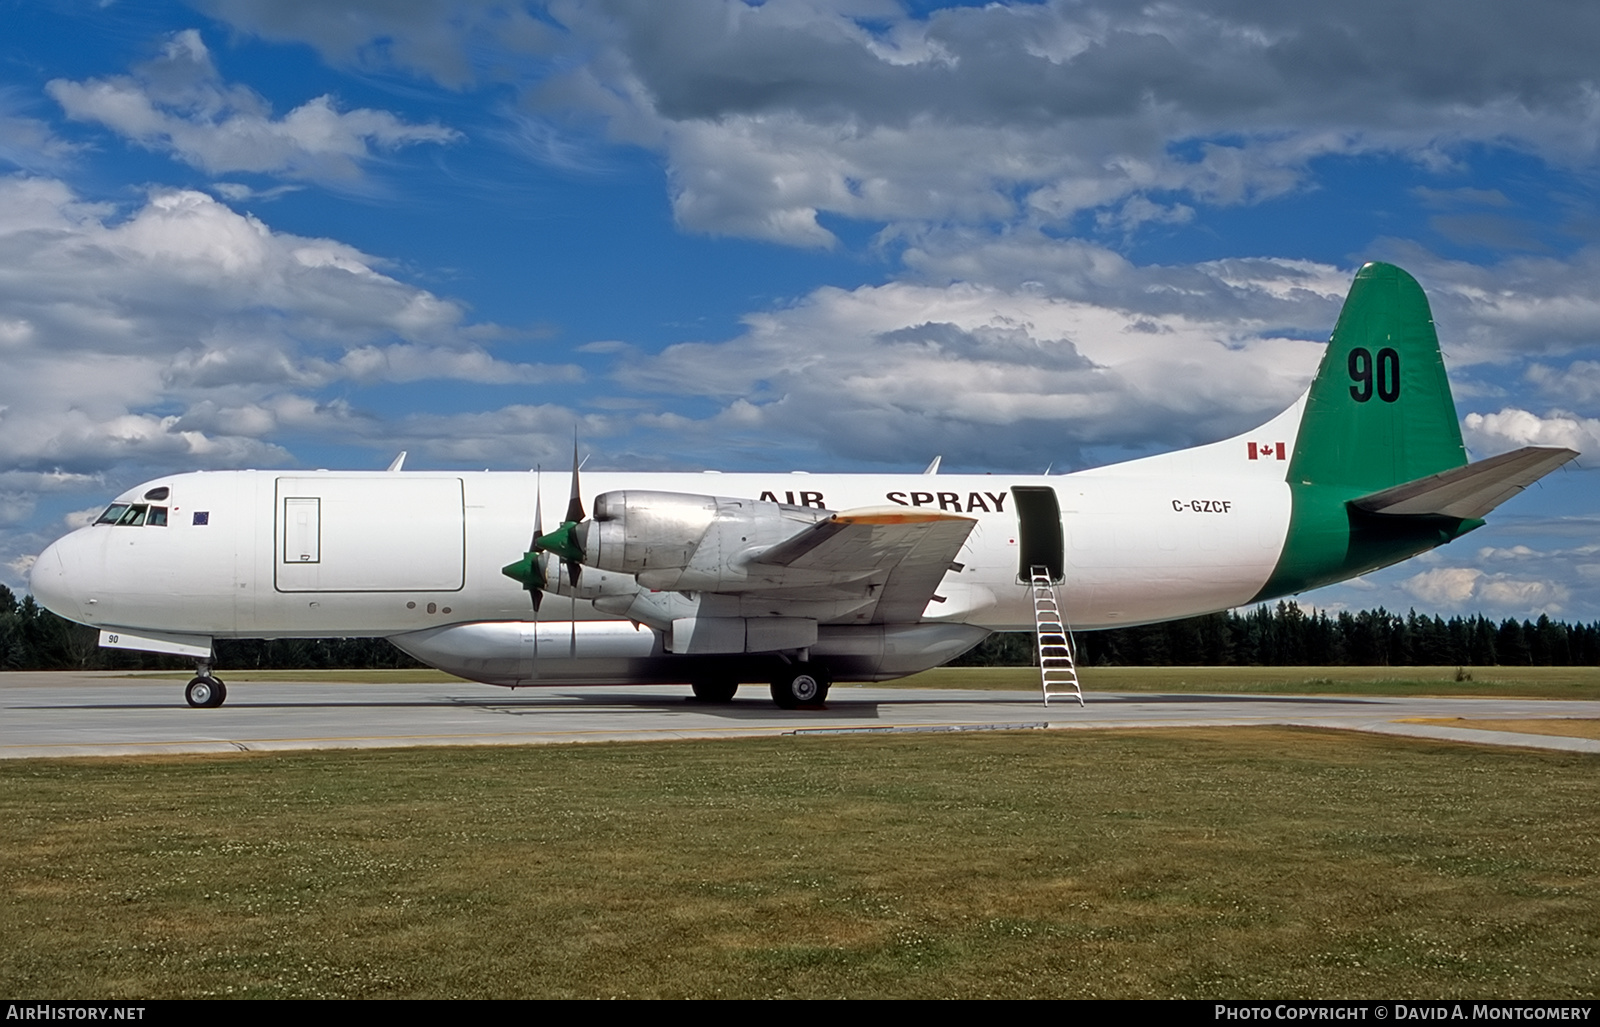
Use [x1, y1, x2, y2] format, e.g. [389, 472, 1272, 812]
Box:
[580, 490, 830, 590]
[584, 490, 719, 572]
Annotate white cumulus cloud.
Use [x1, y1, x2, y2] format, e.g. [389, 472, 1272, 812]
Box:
[1462, 408, 1600, 457]
[47, 29, 457, 183]
[609, 257, 1335, 469]
[1402, 565, 1571, 614]
[177, 1, 1600, 248]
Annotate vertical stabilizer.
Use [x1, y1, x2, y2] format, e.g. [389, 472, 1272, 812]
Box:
[1289, 262, 1467, 490]
[1255, 263, 1478, 600]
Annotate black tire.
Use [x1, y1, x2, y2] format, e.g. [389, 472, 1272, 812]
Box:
[769, 663, 830, 709]
[185, 676, 227, 708]
[691, 679, 738, 702]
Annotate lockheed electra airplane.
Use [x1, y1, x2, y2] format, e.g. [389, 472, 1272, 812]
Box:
[29, 263, 1577, 708]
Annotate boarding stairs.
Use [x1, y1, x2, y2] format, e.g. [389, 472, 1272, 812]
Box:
[1031, 565, 1083, 707]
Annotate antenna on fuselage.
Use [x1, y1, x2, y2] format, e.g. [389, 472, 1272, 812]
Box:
[386, 451, 407, 472]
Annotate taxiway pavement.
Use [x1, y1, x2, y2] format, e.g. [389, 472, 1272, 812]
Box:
[2, 672, 1598, 759]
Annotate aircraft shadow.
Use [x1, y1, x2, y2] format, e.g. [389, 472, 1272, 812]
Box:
[17, 694, 889, 719]
[17, 691, 1377, 720]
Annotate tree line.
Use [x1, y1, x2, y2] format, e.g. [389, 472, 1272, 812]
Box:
[0, 585, 421, 672]
[955, 601, 1600, 667]
[4, 583, 1599, 670]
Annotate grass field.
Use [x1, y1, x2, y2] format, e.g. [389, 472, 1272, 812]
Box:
[2, 728, 1595, 998]
[1402, 718, 1600, 741]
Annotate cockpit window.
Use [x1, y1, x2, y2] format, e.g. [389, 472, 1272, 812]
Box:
[147, 506, 168, 526]
[96, 503, 153, 526]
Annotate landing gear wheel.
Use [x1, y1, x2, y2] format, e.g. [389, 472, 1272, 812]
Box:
[770, 663, 830, 709]
[691, 678, 739, 702]
[185, 676, 227, 708]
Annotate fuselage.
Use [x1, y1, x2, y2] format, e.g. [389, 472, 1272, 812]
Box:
[31, 408, 1303, 645]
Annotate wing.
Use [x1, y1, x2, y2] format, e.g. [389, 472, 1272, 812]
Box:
[755, 507, 975, 623]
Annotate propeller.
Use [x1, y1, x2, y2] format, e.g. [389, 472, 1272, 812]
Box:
[531, 434, 587, 588]
[499, 434, 589, 611]
[500, 470, 549, 611]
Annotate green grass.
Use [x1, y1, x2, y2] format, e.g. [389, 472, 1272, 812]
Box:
[2, 729, 1596, 998]
[894, 665, 1600, 699]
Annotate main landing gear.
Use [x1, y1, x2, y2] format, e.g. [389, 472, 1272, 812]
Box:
[770, 662, 830, 709]
[185, 660, 227, 708]
[690, 678, 739, 703]
[690, 660, 833, 708]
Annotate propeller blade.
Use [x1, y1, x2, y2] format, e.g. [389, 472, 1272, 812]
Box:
[564, 432, 585, 524]
[531, 470, 544, 611]
[531, 469, 543, 630]
[531, 471, 544, 545]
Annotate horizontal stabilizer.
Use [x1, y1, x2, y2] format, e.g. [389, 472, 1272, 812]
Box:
[1349, 446, 1578, 520]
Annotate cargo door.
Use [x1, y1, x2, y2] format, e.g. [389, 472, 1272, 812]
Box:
[1011, 485, 1064, 584]
[276, 477, 465, 592]
[283, 497, 321, 565]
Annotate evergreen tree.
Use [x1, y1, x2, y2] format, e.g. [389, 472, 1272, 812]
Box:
[4, 587, 1599, 670]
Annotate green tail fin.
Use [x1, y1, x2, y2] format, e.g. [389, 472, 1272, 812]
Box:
[1290, 261, 1466, 490]
[1255, 263, 1477, 601]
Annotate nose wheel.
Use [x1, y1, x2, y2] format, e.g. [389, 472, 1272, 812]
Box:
[185, 674, 227, 708]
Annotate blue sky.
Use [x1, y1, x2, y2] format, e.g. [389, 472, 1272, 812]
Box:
[2, 0, 1599, 622]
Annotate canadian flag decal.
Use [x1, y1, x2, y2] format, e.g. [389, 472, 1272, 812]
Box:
[1248, 442, 1287, 461]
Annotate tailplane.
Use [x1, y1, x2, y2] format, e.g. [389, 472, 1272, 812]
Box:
[1351, 446, 1575, 521]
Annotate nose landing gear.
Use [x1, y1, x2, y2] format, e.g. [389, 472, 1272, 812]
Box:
[185, 660, 227, 708]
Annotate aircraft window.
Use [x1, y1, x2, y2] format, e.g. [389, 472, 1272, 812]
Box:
[144, 486, 170, 501]
[95, 504, 129, 525]
[147, 506, 168, 526]
[116, 504, 149, 526]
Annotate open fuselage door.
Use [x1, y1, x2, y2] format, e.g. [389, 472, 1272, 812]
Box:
[1011, 485, 1064, 585]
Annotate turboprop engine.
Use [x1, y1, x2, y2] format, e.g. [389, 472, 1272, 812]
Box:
[511, 480, 978, 657]
[569, 490, 904, 653]
[578, 490, 834, 592]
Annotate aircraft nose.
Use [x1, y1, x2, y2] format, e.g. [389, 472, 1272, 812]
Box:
[29, 536, 85, 622]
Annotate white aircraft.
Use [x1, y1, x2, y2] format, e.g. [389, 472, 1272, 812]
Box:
[29, 263, 1577, 709]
